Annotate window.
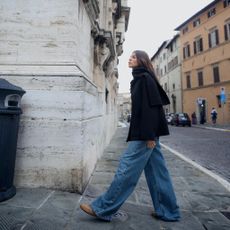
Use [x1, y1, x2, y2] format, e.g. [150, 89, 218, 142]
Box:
[164, 83, 167, 91]
[186, 75, 191, 88]
[224, 0, 230, 8]
[207, 8, 216, 18]
[193, 18, 201, 27]
[168, 43, 174, 53]
[163, 53, 166, 60]
[164, 65, 167, 74]
[208, 29, 219, 48]
[197, 71, 203, 86]
[182, 26, 188, 34]
[156, 65, 159, 75]
[193, 37, 203, 54]
[183, 44, 190, 59]
[173, 83, 175, 89]
[224, 20, 230, 40]
[213, 66, 220, 83]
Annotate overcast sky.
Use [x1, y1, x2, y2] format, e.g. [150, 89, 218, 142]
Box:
[117, 0, 213, 93]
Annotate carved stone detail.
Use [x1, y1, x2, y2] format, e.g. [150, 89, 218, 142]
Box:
[94, 30, 116, 77]
[83, 0, 100, 36]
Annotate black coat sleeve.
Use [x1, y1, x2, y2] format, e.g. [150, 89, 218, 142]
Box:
[139, 77, 161, 140]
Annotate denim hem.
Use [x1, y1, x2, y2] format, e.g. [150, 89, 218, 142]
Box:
[90, 204, 112, 222]
[155, 210, 181, 222]
[159, 216, 181, 222]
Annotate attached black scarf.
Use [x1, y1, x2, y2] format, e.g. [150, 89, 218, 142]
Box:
[131, 66, 170, 106]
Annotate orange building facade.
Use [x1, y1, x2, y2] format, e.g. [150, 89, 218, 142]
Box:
[175, 0, 230, 124]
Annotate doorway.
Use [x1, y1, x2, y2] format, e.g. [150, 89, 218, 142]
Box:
[197, 98, 206, 124]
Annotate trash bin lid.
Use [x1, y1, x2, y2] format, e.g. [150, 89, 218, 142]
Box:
[0, 108, 22, 114]
[0, 79, 26, 96]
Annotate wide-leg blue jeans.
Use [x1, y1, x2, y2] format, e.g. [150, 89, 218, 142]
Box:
[90, 140, 180, 221]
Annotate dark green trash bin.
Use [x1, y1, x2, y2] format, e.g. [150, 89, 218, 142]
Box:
[0, 79, 26, 202]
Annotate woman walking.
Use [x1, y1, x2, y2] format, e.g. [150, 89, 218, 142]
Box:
[80, 50, 180, 222]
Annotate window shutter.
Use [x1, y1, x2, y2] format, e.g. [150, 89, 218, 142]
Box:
[215, 29, 219, 45]
[193, 41, 197, 54]
[213, 66, 220, 83]
[208, 33, 211, 48]
[224, 24, 228, 41]
[200, 38, 203, 51]
[183, 47, 185, 59]
[188, 45, 190, 57]
[187, 75, 191, 88]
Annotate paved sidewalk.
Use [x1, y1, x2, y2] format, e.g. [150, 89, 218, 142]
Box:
[0, 127, 230, 229]
[192, 123, 230, 132]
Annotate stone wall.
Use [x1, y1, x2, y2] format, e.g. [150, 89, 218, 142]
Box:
[0, 0, 130, 193]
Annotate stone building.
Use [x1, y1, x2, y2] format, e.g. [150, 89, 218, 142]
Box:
[151, 36, 183, 114]
[117, 92, 131, 121]
[175, 0, 230, 124]
[151, 41, 169, 113]
[165, 34, 183, 114]
[0, 0, 130, 193]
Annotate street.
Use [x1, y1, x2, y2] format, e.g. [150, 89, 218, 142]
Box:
[160, 126, 230, 182]
[1, 126, 230, 229]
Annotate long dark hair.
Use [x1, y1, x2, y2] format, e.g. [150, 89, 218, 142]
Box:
[133, 50, 156, 76]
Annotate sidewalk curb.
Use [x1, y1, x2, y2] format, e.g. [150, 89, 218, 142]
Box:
[192, 125, 230, 132]
[161, 143, 230, 192]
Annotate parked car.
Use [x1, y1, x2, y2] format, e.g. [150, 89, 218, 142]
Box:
[165, 113, 175, 124]
[171, 113, 191, 127]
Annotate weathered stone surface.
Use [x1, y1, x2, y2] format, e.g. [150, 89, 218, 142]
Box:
[0, 0, 93, 76]
[192, 211, 230, 230]
[0, 0, 129, 193]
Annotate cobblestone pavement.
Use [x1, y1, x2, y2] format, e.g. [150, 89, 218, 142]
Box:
[161, 125, 230, 182]
[0, 127, 230, 229]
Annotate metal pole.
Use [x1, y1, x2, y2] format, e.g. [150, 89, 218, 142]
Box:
[222, 102, 225, 124]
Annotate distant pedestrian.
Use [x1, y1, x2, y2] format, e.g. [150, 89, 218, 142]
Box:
[211, 107, 218, 124]
[80, 50, 180, 222]
[191, 112, 197, 124]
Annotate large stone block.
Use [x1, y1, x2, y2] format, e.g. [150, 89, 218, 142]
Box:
[0, 0, 93, 76]
[1, 74, 116, 193]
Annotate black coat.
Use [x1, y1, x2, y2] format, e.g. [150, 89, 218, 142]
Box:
[126, 67, 170, 142]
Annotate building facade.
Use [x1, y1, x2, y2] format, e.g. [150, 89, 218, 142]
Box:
[117, 92, 131, 121]
[165, 34, 183, 113]
[151, 41, 170, 113]
[151, 36, 183, 114]
[175, 0, 230, 124]
[0, 0, 130, 193]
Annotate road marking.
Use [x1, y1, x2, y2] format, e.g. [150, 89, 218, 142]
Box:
[20, 191, 55, 230]
[203, 127, 230, 132]
[192, 125, 230, 132]
[160, 143, 230, 192]
[37, 190, 55, 210]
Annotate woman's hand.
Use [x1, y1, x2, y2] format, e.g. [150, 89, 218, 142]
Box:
[147, 140, 156, 149]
